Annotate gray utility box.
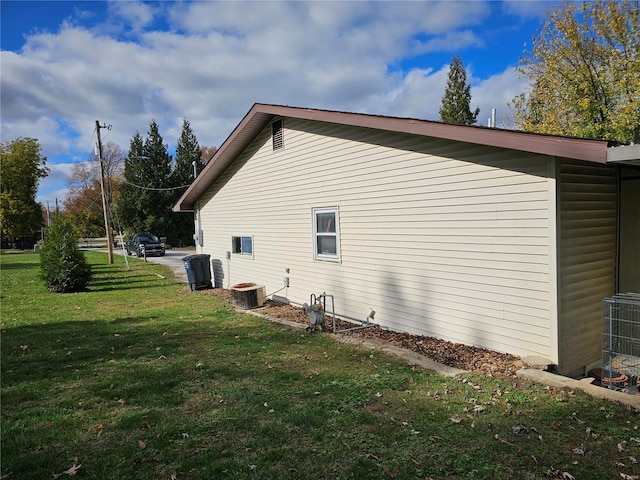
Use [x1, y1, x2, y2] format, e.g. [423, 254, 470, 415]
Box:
[182, 254, 213, 291]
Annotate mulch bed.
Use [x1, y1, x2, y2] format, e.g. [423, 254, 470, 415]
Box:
[206, 289, 524, 378]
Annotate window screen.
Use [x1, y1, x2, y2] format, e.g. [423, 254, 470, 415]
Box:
[232, 236, 253, 255]
[313, 207, 340, 261]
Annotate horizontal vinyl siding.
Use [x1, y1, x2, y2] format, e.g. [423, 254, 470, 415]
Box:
[558, 160, 617, 374]
[199, 119, 554, 359]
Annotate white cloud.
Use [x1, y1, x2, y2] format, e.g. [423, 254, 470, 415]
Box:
[37, 162, 77, 205]
[370, 66, 449, 120]
[502, 0, 554, 19]
[108, 1, 159, 32]
[1, 1, 532, 205]
[473, 67, 529, 127]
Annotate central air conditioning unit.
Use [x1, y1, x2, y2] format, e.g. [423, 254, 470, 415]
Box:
[230, 283, 266, 309]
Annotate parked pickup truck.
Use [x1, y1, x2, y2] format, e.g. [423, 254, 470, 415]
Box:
[126, 233, 165, 257]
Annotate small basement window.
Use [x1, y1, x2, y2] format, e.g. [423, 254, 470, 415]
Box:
[313, 207, 340, 261]
[272, 119, 284, 151]
[232, 236, 253, 256]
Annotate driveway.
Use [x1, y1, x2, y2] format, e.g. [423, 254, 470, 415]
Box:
[110, 247, 191, 282]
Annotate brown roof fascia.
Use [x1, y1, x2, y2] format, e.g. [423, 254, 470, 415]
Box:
[265, 104, 611, 162]
[173, 103, 612, 212]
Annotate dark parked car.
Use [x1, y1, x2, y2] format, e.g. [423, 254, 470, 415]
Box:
[126, 233, 165, 257]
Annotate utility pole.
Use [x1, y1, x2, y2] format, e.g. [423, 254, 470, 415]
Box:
[96, 120, 114, 264]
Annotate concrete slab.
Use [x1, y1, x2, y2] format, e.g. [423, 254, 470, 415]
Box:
[517, 369, 640, 408]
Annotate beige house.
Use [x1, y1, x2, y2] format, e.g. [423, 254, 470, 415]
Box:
[174, 104, 640, 376]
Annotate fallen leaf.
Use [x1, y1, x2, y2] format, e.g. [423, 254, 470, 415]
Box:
[56, 464, 82, 477]
[620, 474, 639, 480]
[118, 398, 126, 405]
[571, 444, 586, 456]
[383, 467, 397, 478]
[512, 424, 529, 435]
[450, 415, 463, 424]
[67, 464, 81, 476]
[546, 467, 560, 477]
[138, 440, 146, 449]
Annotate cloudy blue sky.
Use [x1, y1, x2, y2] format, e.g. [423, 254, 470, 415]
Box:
[1, 0, 554, 205]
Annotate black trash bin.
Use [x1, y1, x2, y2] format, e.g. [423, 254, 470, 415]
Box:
[182, 254, 212, 291]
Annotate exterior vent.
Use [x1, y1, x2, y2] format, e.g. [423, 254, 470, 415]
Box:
[230, 283, 266, 309]
[272, 119, 284, 151]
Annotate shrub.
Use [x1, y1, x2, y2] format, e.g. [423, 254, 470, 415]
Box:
[39, 216, 92, 293]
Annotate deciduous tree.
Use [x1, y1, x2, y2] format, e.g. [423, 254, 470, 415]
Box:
[439, 55, 480, 125]
[200, 145, 217, 165]
[511, 0, 640, 143]
[0, 138, 48, 247]
[64, 142, 124, 237]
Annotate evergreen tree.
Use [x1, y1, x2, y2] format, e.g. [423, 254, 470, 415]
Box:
[141, 120, 173, 237]
[170, 119, 204, 246]
[115, 122, 173, 239]
[115, 132, 145, 234]
[39, 216, 91, 293]
[439, 55, 480, 125]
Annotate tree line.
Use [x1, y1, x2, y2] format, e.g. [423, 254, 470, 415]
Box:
[1, 0, 637, 249]
[1, 119, 215, 249]
[68, 119, 215, 247]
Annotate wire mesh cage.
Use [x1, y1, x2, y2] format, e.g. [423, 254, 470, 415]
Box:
[601, 293, 640, 391]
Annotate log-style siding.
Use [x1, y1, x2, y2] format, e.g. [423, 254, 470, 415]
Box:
[199, 118, 558, 360]
[558, 160, 617, 375]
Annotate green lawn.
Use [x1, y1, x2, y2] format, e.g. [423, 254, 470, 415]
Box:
[1, 251, 638, 480]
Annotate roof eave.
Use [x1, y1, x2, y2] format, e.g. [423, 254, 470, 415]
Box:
[173, 103, 613, 211]
[607, 144, 640, 166]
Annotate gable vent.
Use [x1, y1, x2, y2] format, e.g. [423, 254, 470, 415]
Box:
[272, 119, 284, 151]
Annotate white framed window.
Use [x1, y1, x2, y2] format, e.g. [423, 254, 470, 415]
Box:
[232, 236, 253, 256]
[313, 207, 340, 261]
